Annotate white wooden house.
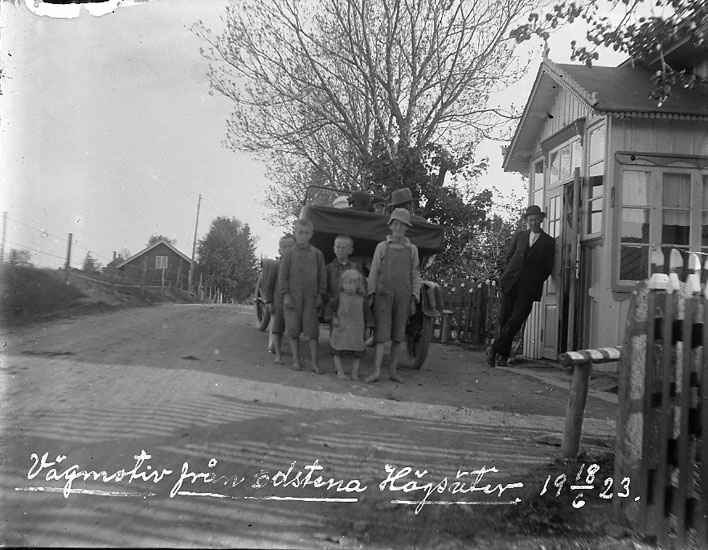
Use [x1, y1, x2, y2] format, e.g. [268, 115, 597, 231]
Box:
[502, 41, 708, 362]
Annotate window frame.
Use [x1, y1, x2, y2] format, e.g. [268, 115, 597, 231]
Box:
[547, 137, 583, 190]
[155, 255, 169, 270]
[613, 161, 708, 290]
[583, 122, 605, 238]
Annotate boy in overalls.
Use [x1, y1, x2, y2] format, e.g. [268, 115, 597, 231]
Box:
[366, 208, 420, 383]
[279, 219, 327, 372]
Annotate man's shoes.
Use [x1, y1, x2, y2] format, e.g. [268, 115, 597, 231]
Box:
[486, 346, 497, 368]
[496, 356, 508, 367]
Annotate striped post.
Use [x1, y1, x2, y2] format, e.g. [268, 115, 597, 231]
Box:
[559, 347, 621, 458]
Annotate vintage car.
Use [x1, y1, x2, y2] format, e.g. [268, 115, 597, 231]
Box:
[254, 186, 444, 369]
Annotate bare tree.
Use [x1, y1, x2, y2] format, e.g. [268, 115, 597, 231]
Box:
[194, 0, 537, 220]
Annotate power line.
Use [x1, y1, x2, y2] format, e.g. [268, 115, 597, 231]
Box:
[4, 240, 68, 262]
[5, 215, 115, 264]
[5, 215, 65, 241]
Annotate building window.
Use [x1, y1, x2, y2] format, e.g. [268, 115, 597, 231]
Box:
[587, 175, 604, 235]
[155, 255, 168, 269]
[584, 123, 605, 237]
[548, 138, 582, 188]
[589, 125, 605, 164]
[547, 195, 561, 238]
[619, 171, 651, 281]
[618, 167, 708, 284]
[532, 159, 544, 206]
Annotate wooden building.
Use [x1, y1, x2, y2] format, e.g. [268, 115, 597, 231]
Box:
[503, 42, 708, 362]
[115, 240, 192, 290]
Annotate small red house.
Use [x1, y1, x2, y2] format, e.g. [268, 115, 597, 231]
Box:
[115, 240, 192, 290]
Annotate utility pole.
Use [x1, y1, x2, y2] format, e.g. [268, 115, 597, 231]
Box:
[188, 194, 201, 294]
[65, 232, 73, 283]
[0, 211, 6, 264]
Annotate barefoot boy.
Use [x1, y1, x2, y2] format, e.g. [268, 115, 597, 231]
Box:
[264, 234, 296, 364]
[366, 208, 420, 383]
[279, 219, 327, 372]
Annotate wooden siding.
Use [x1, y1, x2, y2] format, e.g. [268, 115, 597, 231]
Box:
[596, 117, 708, 359]
[610, 118, 708, 156]
[536, 86, 595, 150]
[118, 243, 190, 288]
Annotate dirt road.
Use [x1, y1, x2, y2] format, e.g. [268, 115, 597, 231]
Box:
[0, 304, 630, 549]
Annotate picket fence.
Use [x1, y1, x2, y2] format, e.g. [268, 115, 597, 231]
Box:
[432, 281, 501, 346]
[615, 249, 707, 549]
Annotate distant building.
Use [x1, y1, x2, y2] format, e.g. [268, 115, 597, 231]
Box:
[115, 240, 192, 290]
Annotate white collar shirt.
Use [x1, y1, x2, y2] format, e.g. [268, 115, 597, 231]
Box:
[529, 231, 540, 247]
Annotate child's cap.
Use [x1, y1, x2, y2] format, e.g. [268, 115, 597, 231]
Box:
[333, 195, 350, 209]
[388, 208, 412, 227]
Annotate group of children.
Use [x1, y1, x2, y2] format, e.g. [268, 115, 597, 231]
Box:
[263, 207, 421, 383]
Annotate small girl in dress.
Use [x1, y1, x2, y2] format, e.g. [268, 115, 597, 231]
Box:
[328, 269, 374, 381]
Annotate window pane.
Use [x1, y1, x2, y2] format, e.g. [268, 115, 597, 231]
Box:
[560, 145, 572, 181]
[589, 125, 605, 164]
[549, 151, 559, 183]
[589, 175, 603, 199]
[623, 171, 649, 206]
[533, 161, 544, 191]
[620, 245, 648, 280]
[621, 208, 649, 243]
[549, 220, 560, 238]
[588, 198, 603, 234]
[572, 140, 582, 171]
[662, 173, 690, 208]
[662, 210, 690, 245]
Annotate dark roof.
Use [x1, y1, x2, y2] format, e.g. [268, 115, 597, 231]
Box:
[558, 62, 708, 116]
[503, 58, 708, 173]
[116, 240, 192, 269]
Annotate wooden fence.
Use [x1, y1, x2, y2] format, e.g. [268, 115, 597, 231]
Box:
[615, 249, 707, 549]
[432, 281, 501, 346]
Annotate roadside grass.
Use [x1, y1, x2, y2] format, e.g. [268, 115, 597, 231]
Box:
[0, 264, 190, 326]
[0, 265, 86, 323]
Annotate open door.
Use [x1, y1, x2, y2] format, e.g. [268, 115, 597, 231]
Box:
[541, 168, 581, 359]
[541, 191, 561, 359]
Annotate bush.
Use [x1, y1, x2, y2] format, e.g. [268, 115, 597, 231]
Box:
[0, 265, 85, 322]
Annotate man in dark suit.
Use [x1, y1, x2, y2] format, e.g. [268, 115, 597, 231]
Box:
[488, 205, 555, 367]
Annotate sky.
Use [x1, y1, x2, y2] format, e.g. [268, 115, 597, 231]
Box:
[0, 0, 624, 269]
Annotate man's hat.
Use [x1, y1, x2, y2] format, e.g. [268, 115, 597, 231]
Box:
[390, 188, 414, 207]
[349, 191, 372, 210]
[388, 207, 412, 227]
[522, 204, 546, 219]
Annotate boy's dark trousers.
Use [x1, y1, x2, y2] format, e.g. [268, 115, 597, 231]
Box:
[492, 285, 534, 359]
